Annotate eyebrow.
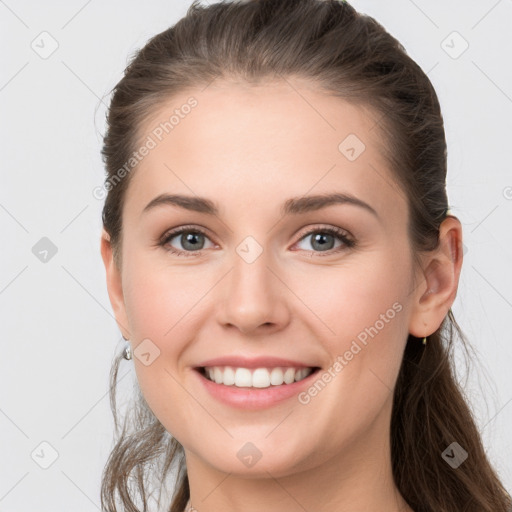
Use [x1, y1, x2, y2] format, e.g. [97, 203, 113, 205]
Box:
[142, 192, 379, 219]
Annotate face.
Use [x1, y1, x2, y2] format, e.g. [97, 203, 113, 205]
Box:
[103, 78, 431, 478]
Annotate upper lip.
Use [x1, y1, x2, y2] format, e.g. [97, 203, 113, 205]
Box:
[195, 356, 319, 369]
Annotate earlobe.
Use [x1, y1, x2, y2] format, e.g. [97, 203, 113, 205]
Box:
[100, 229, 131, 339]
[408, 216, 463, 338]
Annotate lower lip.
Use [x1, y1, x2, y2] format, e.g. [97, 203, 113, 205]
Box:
[193, 368, 320, 409]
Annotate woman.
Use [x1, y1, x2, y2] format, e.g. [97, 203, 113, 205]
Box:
[98, 1, 512, 511]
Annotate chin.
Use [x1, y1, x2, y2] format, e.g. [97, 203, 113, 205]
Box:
[192, 439, 317, 479]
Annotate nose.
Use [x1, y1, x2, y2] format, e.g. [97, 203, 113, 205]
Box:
[216, 247, 291, 336]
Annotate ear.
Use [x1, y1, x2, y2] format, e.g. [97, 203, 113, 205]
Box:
[408, 216, 464, 338]
[100, 229, 131, 340]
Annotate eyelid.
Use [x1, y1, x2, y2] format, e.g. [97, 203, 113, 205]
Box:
[295, 223, 352, 241]
[159, 224, 216, 244]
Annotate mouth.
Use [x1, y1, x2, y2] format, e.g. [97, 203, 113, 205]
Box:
[195, 365, 321, 389]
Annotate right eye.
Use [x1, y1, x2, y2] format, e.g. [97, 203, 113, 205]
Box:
[159, 226, 216, 257]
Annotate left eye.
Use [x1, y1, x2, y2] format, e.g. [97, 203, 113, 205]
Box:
[293, 227, 354, 255]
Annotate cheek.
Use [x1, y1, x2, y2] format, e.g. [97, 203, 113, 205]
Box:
[121, 259, 204, 432]
[121, 255, 216, 411]
[122, 252, 207, 344]
[123, 274, 173, 340]
[291, 269, 409, 459]
[290, 252, 411, 411]
[291, 253, 410, 347]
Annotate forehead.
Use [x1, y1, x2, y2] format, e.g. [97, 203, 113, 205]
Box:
[125, 78, 406, 222]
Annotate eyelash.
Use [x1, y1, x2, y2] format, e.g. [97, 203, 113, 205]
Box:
[158, 224, 356, 258]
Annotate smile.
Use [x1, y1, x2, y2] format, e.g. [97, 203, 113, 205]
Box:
[200, 366, 316, 388]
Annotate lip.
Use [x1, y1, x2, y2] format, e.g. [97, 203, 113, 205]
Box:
[195, 355, 316, 369]
[192, 365, 321, 410]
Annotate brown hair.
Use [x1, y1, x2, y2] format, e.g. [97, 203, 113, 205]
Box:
[99, 1, 512, 511]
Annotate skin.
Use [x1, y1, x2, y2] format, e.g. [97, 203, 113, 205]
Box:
[101, 78, 463, 512]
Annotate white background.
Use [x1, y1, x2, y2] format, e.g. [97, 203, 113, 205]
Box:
[1, 0, 511, 510]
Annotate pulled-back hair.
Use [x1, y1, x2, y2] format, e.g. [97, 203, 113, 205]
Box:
[100, 1, 512, 511]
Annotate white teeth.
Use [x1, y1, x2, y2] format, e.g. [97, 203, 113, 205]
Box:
[234, 368, 252, 387]
[223, 366, 235, 386]
[270, 367, 284, 385]
[213, 367, 223, 384]
[283, 367, 295, 384]
[252, 368, 270, 388]
[203, 366, 314, 388]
